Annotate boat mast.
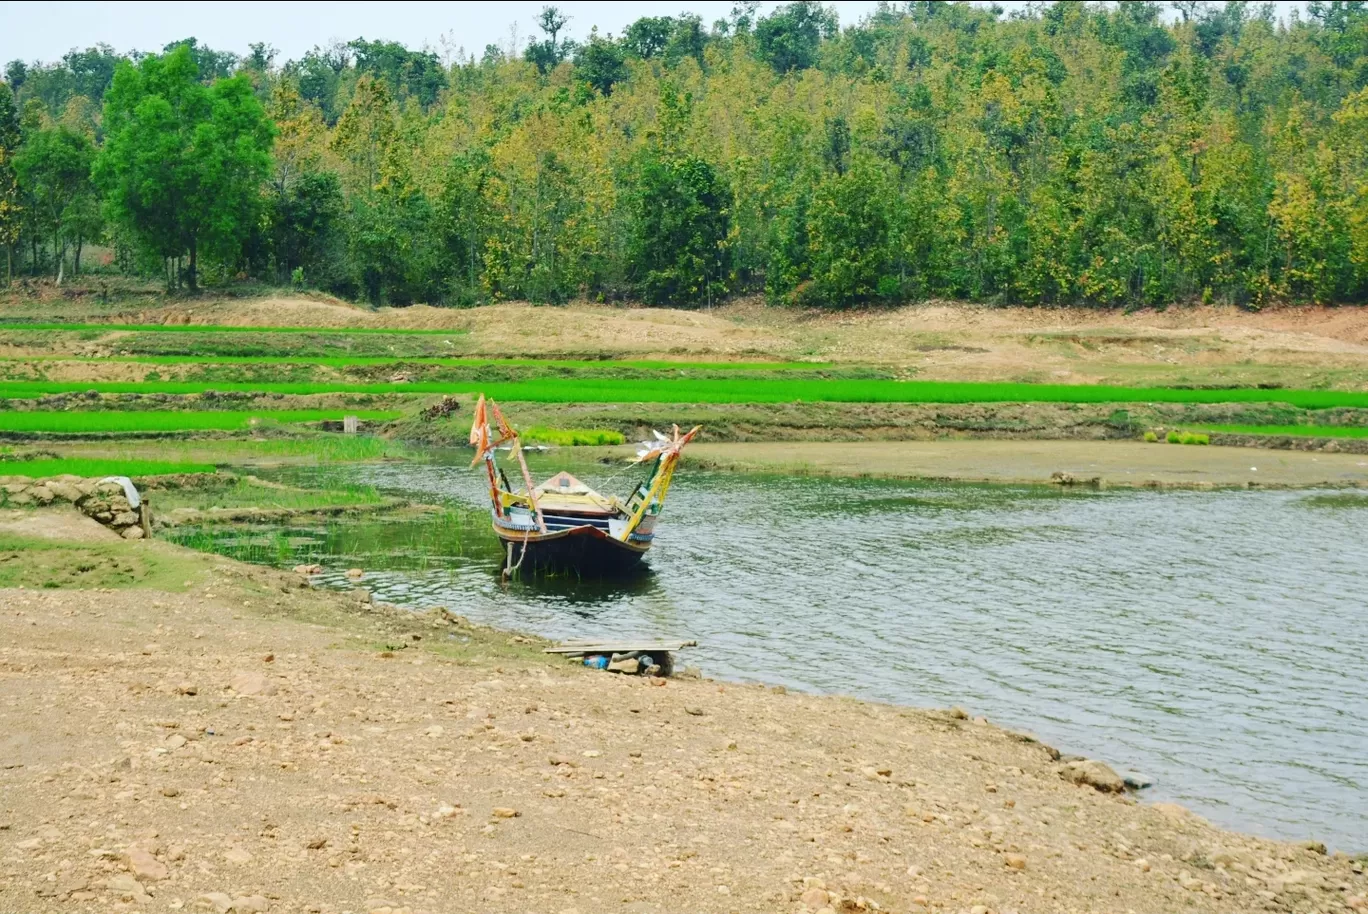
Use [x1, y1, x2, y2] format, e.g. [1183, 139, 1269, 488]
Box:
[469, 395, 547, 534]
[620, 424, 700, 541]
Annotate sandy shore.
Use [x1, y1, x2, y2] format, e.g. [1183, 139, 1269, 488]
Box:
[685, 440, 1368, 489]
[1, 511, 1364, 914]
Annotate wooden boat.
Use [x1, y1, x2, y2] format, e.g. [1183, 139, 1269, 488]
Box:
[469, 395, 700, 576]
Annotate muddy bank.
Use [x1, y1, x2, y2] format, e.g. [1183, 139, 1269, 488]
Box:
[682, 440, 1368, 489]
[0, 518, 1363, 914]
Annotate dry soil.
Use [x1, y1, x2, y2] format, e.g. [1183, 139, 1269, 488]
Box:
[1, 521, 1365, 914]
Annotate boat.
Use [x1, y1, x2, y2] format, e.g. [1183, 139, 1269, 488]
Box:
[468, 395, 700, 576]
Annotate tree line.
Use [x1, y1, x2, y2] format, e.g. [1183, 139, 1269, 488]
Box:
[1, 1, 1367, 308]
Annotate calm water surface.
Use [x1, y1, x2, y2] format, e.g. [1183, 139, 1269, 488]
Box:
[177, 458, 1368, 849]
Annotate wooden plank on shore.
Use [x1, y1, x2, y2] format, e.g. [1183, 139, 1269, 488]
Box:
[543, 640, 697, 655]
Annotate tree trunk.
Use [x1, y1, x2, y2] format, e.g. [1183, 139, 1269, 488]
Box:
[5, 245, 10, 285]
[55, 233, 64, 285]
[74, 236, 83, 275]
[187, 236, 198, 291]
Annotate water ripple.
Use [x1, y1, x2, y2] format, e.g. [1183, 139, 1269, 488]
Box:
[193, 461, 1367, 850]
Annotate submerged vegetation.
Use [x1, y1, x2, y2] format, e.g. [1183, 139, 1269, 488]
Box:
[163, 509, 497, 571]
[151, 475, 384, 513]
[3, 2, 1368, 308]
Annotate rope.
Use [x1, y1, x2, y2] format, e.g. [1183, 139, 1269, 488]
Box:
[502, 527, 532, 581]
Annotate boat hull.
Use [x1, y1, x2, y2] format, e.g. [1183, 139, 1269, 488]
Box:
[496, 524, 650, 576]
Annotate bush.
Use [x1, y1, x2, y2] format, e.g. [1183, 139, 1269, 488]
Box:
[1143, 431, 1158, 443]
[1166, 430, 1182, 443]
[1189, 433, 1209, 445]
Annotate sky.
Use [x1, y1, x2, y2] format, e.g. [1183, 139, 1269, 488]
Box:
[0, 1, 878, 66]
[0, 1, 1312, 67]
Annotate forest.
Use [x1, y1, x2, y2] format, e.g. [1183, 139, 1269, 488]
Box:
[0, 0, 1366, 309]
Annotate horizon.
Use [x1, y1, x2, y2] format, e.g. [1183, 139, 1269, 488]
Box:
[0, 0, 1311, 69]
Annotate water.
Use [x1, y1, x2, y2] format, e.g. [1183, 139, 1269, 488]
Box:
[169, 458, 1368, 850]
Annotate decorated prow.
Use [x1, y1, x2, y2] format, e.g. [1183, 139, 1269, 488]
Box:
[469, 394, 700, 576]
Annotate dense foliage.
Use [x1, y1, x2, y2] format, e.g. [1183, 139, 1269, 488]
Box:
[3, 1, 1368, 308]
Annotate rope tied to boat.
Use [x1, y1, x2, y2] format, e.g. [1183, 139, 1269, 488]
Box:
[503, 527, 532, 581]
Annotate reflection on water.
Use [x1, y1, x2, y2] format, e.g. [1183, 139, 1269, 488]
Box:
[167, 456, 1368, 850]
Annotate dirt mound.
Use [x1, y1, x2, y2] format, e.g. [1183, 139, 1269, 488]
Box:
[151, 295, 377, 328]
[455, 302, 788, 358]
[0, 507, 119, 542]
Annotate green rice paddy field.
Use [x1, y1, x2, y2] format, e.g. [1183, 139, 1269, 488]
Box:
[0, 410, 402, 433]
[0, 458, 215, 477]
[1202, 424, 1368, 438]
[2, 377, 1368, 409]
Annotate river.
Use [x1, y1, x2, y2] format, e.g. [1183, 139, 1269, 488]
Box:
[169, 455, 1368, 850]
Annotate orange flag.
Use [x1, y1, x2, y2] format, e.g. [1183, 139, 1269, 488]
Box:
[469, 394, 490, 465]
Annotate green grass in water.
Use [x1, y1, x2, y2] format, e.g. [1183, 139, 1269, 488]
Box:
[0, 458, 214, 478]
[153, 477, 384, 513]
[521, 426, 626, 446]
[0, 410, 401, 433]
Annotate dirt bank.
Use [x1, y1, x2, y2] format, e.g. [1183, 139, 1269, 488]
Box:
[684, 440, 1368, 489]
[6, 285, 1368, 388]
[1, 510, 1365, 914]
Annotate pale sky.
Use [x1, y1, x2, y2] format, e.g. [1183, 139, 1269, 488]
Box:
[0, 1, 881, 66]
[0, 1, 1310, 67]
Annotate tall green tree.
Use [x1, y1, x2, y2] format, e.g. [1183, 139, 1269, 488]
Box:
[95, 44, 274, 290]
[14, 125, 97, 282]
[627, 89, 730, 307]
[0, 82, 21, 283]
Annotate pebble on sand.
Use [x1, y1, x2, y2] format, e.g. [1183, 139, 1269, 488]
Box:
[223, 846, 253, 865]
[229, 670, 276, 697]
[1061, 758, 1126, 793]
[126, 844, 169, 881]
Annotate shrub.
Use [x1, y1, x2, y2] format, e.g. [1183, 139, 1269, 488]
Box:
[1166, 430, 1182, 443]
[1143, 431, 1158, 443]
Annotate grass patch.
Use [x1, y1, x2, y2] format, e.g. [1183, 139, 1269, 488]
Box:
[0, 533, 204, 590]
[1202, 424, 1368, 438]
[521, 426, 626, 446]
[153, 477, 385, 513]
[47, 436, 414, 466]
[0, 410, 402, 434]
[0, 378, 1366, 408]
[0, 458, 215, 478]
